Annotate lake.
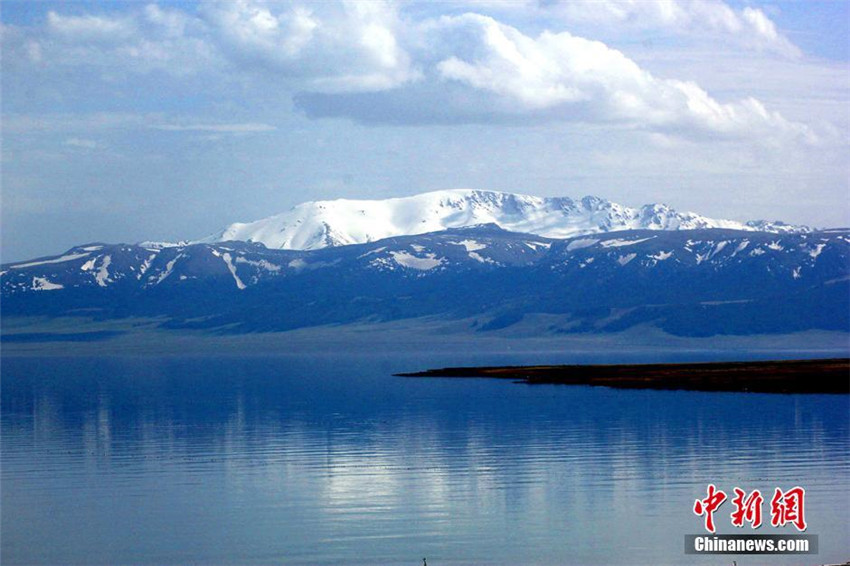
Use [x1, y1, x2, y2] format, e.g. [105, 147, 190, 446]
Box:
[2, 353, 848, 565]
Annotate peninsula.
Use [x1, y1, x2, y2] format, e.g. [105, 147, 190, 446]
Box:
[397, 358, 850, 394]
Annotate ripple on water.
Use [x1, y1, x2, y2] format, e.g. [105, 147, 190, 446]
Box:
[2, 355, 848, 565]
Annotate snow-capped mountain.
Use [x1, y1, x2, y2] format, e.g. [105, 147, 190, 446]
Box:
[202, 189, 808, 250]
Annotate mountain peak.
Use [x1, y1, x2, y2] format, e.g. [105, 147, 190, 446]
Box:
[201, 189, 808, 250]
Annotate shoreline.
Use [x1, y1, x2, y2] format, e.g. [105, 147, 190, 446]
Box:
[397, 358, 850, 394]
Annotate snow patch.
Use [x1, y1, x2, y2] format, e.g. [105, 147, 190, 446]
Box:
[140, 241, 184, 250]
[137, 254, 157, 280]
[451, 239, 486, 252]
[524, 241, 551, 250]
[358, 246, 386, 258]
[469, 251, 497, 264]
[697, 241, 729, 264]
[766, 241, 784, 251]
[80, 258, 96, 271]
[151, 257, 179, 285]
[369, 257, 395, 271]
[389, 251, 443, 270]
[808, 243, 826, 259]
[750, 248, 765, 256]
[617, 253, 636, 266]
[221, 253, 247, 290]
[235, 257, 282, 272]
[649, 251, 673, 261]
[410, 244, 426, 252]
[792, 267, 802, 279]
[732, 240, 749, 256]
[95, 256, 112, 287]
[32, 276, 63, 291]
[601, 236, 655, 248]
[10, 252, 90, 269]
[566, 238, 599, 251]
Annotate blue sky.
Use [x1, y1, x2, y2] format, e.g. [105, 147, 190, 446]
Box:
[2, 0, 848, 261]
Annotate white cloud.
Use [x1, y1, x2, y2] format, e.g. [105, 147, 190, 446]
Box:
[47, 11, 138, 44]
[465, 0, 801, 58]
[142, 4, 191, 39]
[428, 14, 813, 141]
[3, 114, 277, 138]
[15, 1, 421, 92]
[201, 1, 318, 61]
[198, 0, 420, 92]
[739, 7, 797, 56]
[152, 123, 277, 133]
[19, 7, 218, 75]
[63, 137, 100, 149]
[2, 113, 150, 134]
[436, 17, 588, 110]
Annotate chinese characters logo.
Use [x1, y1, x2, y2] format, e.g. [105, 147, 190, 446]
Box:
[693, 485, 806, 533]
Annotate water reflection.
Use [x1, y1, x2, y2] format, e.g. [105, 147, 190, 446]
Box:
[2, 355, 848, 565]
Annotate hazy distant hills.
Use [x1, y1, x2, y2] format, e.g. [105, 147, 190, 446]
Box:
[199, 189, 809, 250]
[3, 224, 847, 337]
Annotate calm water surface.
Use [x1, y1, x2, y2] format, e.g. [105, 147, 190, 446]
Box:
[2, 353, 849, 565]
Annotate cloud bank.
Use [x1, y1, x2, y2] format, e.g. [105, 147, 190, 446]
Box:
[1, 0, 816, 142]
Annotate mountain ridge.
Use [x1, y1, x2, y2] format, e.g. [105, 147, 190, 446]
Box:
[3, 225, 847, 338]
[199, 189, 810, 251]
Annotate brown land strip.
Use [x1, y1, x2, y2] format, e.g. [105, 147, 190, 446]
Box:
[397, 358, 850, 394]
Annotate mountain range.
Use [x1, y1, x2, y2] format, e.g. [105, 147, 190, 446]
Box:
[3, 210, 847, 337]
